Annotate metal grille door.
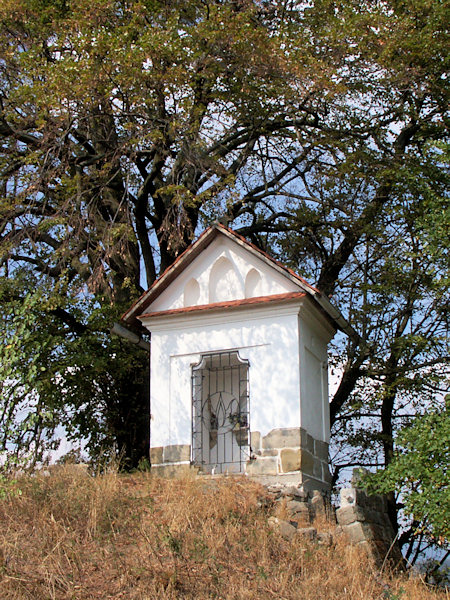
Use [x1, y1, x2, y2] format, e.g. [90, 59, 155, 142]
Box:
[192, 351, 250, 474]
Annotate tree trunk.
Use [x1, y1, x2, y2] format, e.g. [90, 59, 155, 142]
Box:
[108, 352, 150, 469]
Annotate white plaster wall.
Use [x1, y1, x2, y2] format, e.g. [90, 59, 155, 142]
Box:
[149, 237, 299, 312]
[298, 310, 333, 442]
[146, 307, 301, 448]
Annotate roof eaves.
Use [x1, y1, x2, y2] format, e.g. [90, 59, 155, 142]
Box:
[313, 294, 360, 342]
[138, 291, 306, 320]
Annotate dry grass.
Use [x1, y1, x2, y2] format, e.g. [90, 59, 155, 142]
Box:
[0, 467, 447, 599]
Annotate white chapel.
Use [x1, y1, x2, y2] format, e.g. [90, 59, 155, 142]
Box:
[123, 224, 354, 489]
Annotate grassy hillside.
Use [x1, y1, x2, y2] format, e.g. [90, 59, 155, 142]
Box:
[0, 467, 446, 599]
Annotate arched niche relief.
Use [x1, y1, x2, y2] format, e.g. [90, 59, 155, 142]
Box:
[244, 268, 262, 298]
[208, 256, 242, 303]
[183, 277, 200, 307]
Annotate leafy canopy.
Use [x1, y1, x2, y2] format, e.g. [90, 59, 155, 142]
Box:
[365, 398, 450, 547]
[0, 2, 448, 555]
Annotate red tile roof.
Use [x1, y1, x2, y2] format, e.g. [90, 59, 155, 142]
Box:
[139, 291, 307, 320]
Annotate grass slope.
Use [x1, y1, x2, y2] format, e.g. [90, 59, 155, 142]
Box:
[0, 467, 446, 599]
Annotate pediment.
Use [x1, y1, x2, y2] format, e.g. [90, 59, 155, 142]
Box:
[146, 234, 301, 313]
[122, 224, 358, 340]
[122, 224, 356, 341]
[123, 225, 317, 323]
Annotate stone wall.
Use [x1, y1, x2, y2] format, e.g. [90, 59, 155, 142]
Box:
[336, 480, 404, 569]
[261, 483, 334, 545]
[247, 427, 331, 490]
[262, 479, 404, 571]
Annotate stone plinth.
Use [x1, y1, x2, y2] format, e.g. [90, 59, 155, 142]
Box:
[248, 427, 330, 490]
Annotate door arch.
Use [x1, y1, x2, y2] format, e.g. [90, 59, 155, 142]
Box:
[191, 351, 250, 474]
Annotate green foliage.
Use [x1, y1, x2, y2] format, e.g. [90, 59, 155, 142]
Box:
[0, 472, 22, 500]
[365, 398, 450, 546]
[0, 1, 448, 561]
[0, 271, 148, 471]
[0, 275, 65, 470]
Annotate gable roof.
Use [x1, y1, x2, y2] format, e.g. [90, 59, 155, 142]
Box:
[122, 223, 358, 340]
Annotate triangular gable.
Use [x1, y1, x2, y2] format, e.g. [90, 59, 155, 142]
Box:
[122, 224, 358, 341]
[123, 224, 313, 320]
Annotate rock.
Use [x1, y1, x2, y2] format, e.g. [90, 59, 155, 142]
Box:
[257, 495, 273, 509]
[283, 485, 300, 498]
[266, 485, 283, 499]
[336, 505, 364, 526]
[267, 484, 283, 493]
[340, 488, 357, 507]
[268, 517, 298, 541]
[317, 532, 333, 547]
[293, 489, 308, 501]
[310, 494, 326, 515]
[297, 527, 317, 541]
[334, 525, 345, 538]
[287, 500, 310, 519]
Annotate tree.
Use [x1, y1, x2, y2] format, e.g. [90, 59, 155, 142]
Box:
[0, 270, 149, 470]
[0, 0, 448, 543]
[1, 0, 350, 466]
[0, 275, 63, 469]
[365, 397, 450, 565]
[275, 0, 449, 551]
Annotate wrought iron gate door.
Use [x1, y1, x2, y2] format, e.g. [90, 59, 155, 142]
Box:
[192, 351, 250, 474]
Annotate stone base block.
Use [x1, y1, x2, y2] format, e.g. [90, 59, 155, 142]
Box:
[322, 463, 332, 484]
[250, 431, 261, 451]
[314, 439, 329, 461]
[340, 487, 388, 512]
[299, 449, 315, 475]
[150, 428, 331, 490]
[246, 456, 278, 476]
[280, 448, 301, 472]
[150, 446, 163, 465]
[337, 505, 392, 528]
[163, 444, 191, 463]
[262, 428, 301, 450]
[300, 428, 315, 453]
[151, 463, 199, 478]
[261, 449, 278, 457]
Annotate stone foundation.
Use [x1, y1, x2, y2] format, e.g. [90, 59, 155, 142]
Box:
[150, 444, 198, 477]
[149, 427, 330, 490]
[247, 427, 331, 491]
